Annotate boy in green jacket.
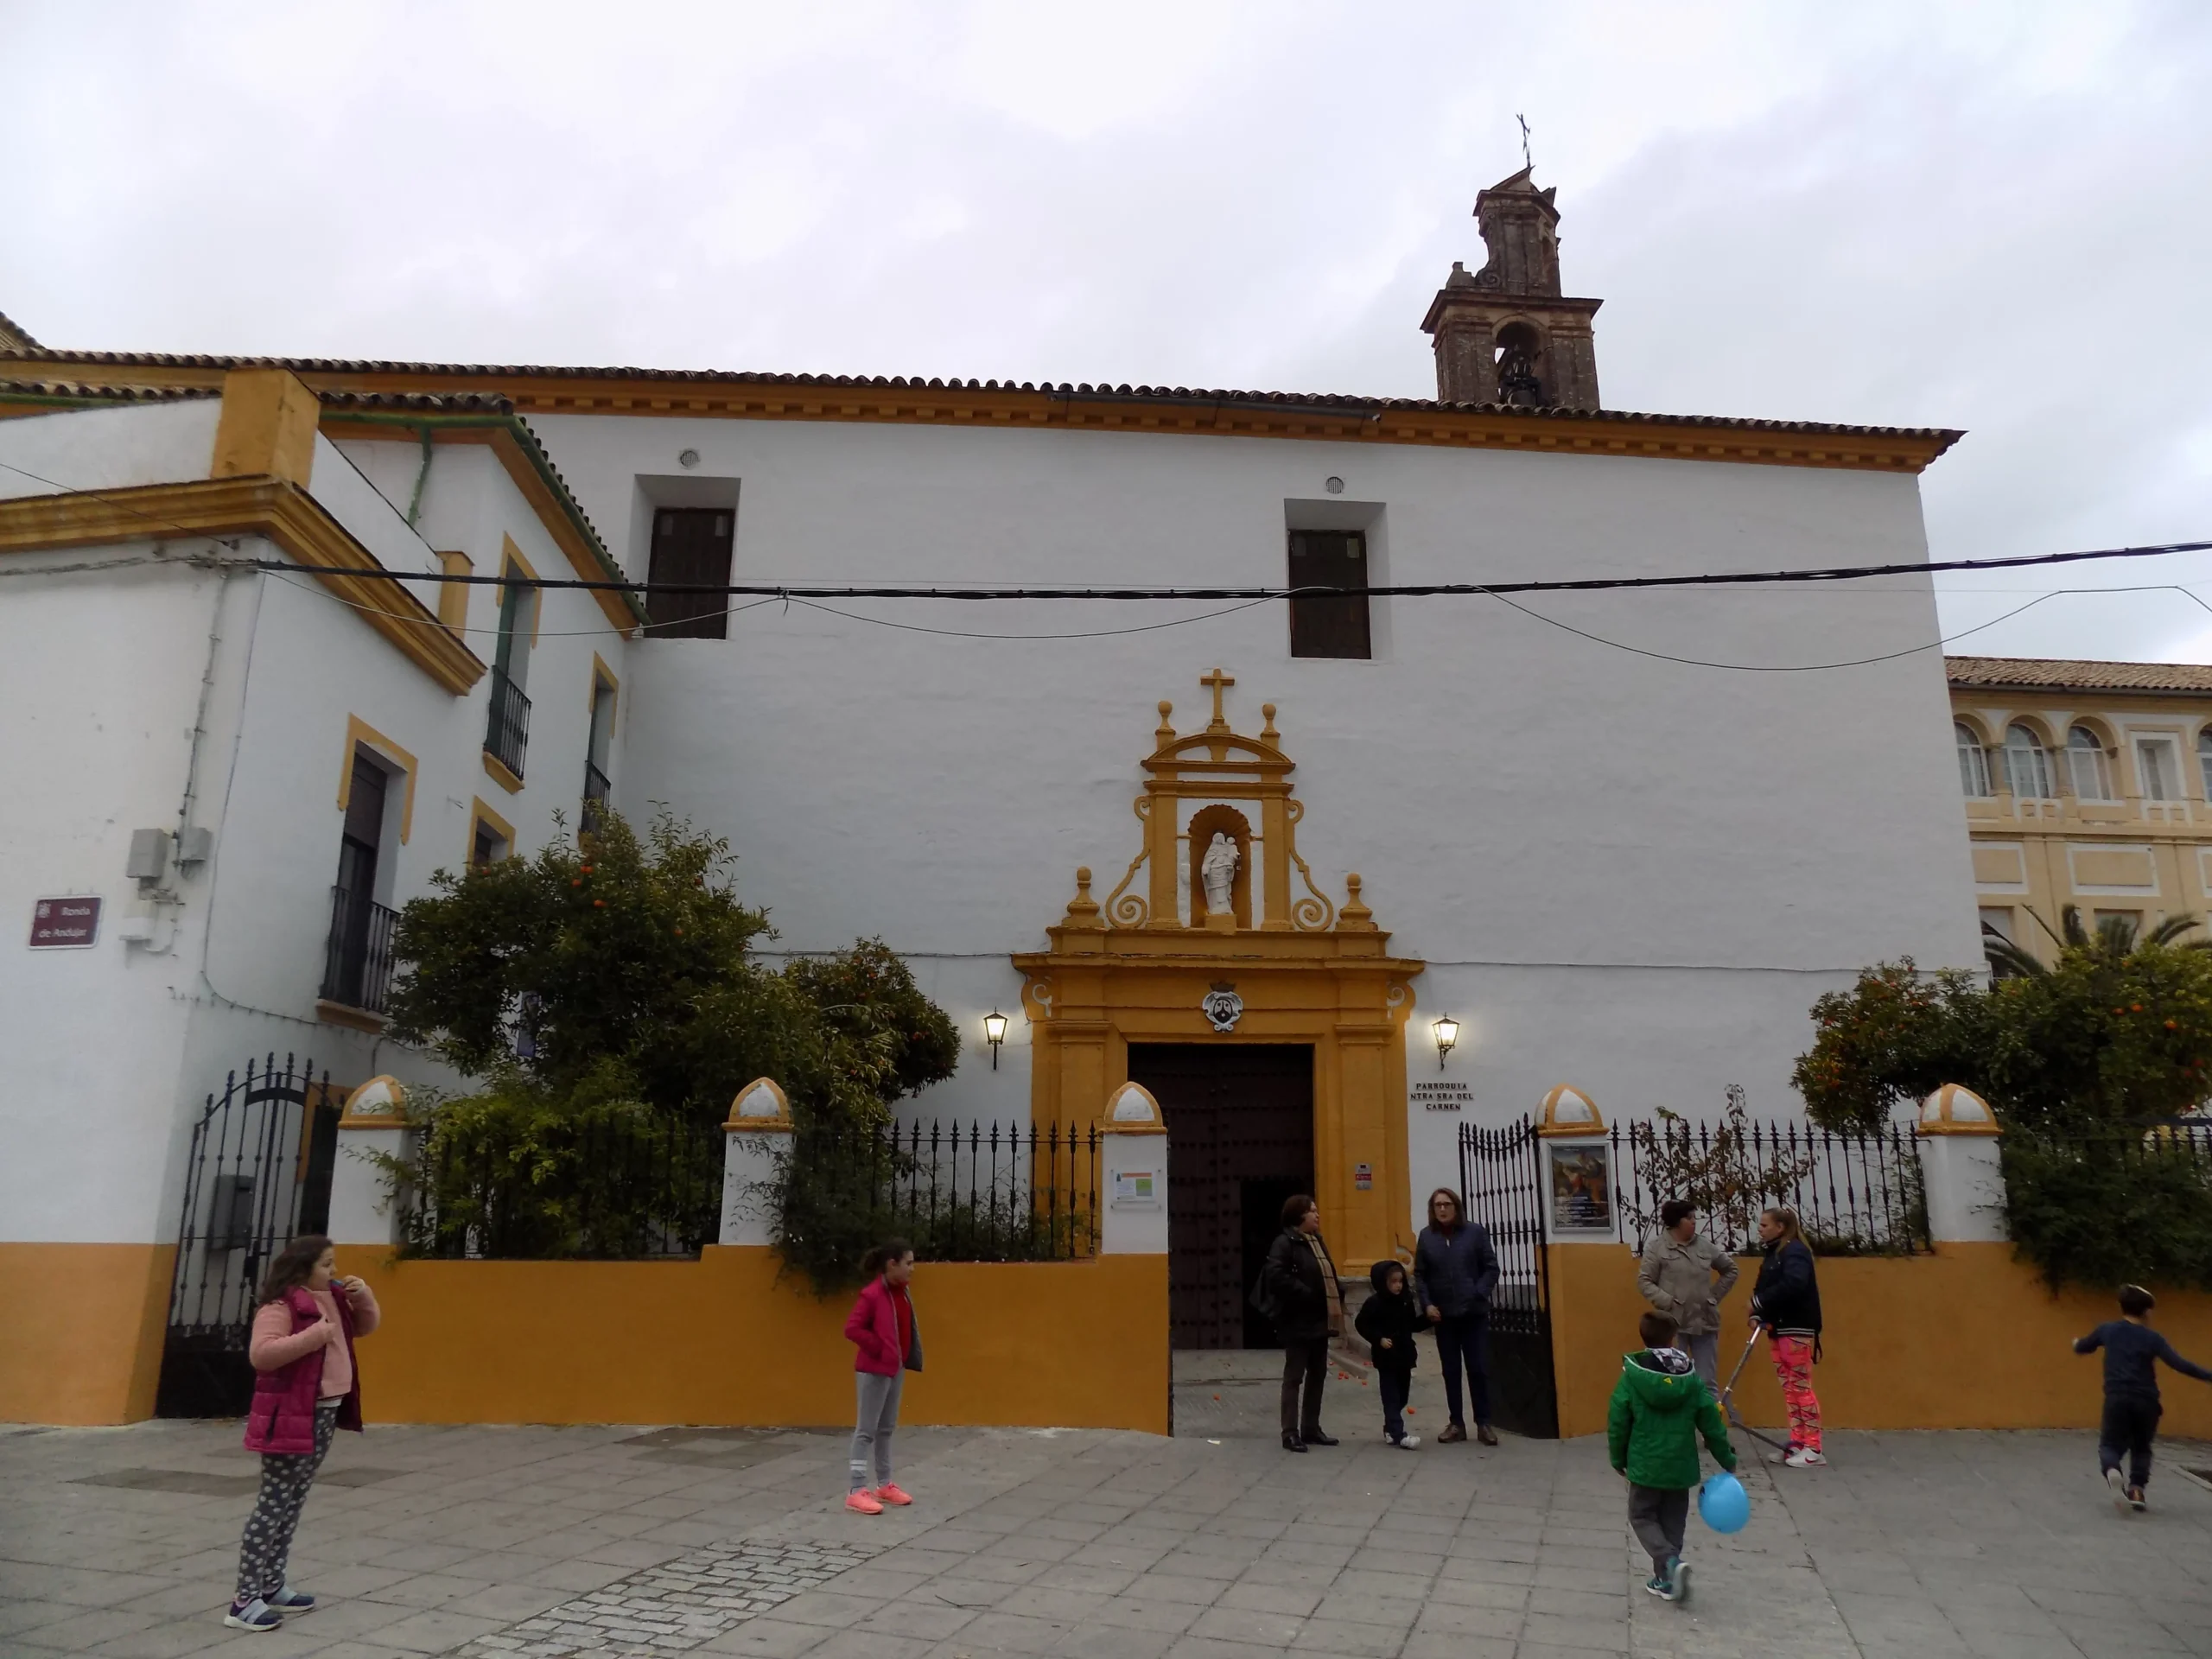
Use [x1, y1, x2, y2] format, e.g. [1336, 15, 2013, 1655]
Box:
[1607, 1310, 1738, 1605]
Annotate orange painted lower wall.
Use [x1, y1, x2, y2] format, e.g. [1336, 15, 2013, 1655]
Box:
[337, 1247, 1170, 1433]
[1549, 1241, 2212, 1440]
[0, 1243, 174, 1425]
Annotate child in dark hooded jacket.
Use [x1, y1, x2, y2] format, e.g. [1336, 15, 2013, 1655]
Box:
[1355, 1259, 1423, 1448]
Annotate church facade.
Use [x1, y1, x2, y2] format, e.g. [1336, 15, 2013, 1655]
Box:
[0, 172, 1983, 1412]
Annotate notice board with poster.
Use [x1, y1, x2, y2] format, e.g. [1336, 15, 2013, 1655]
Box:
[1547, 1142, 1612, 1231]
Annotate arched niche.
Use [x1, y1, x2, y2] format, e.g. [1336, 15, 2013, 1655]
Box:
[1186, 803, 1254, 931]
[1494, 320, 1548, 405]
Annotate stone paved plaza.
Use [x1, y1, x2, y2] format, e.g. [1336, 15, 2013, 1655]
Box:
[4, 1373, 2211, 1659]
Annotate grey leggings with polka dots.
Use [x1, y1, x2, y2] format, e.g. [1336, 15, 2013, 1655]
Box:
[235, 1402, 338, 1601]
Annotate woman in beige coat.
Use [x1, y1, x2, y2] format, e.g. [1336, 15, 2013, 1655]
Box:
[1637, 1199, 1739, 1390]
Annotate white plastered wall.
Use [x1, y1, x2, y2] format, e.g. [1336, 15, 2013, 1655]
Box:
[0, 406, 629, 1249]
[526, 416, 1984, 1211]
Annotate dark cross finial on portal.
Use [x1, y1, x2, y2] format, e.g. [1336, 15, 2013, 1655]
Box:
[1199, 666, 1236, 729]
[1516, 111, 1532, 172]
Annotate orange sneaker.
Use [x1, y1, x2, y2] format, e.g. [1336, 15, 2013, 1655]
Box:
[874, 1484, 912, 1507]
[843, 1490, 884, 1515]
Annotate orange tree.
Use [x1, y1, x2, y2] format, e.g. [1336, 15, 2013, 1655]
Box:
[1792, 921, 2212, 1288]
[382, 807, 957, 1274]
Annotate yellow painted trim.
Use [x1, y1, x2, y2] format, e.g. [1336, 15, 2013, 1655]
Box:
[435, 550, 473, 632]
[336, 1247, 1171, 1433]
[310, 416, 636, 635]
[0, 1243, 175, 1424]
[316, 998, 389, 1033]
[338, 715, 418, 843]
[210, 368, 319, 487]
[0, 476, 486, 694]
[1014, 686, 1427, 1275]
[481, 750, 524, 796]
[340, 1075, 408, 1126]
[499, 534, 543, 646]
[725, 1077, 793, 1129]
[54, 355, 1957, 475]
[480, 428, 636, 633]
[467, 795, 516, 863]
[1547, 1241, 2212, 1438]
[590, 651, 619, 718]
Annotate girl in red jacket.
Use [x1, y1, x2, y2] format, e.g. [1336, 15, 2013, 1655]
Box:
[226, 1234, 380, 1631]
[842, 1238, 921, 1514]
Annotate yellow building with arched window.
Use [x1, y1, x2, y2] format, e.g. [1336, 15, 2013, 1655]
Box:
[1950, 656, 2212, 964]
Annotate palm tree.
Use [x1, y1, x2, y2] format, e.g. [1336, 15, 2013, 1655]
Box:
[1985, 906, 2209, 980]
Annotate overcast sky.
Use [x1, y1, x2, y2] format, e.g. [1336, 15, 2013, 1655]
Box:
[5, 2, 2209, 663]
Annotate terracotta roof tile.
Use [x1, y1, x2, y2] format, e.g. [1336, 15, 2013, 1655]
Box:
[0, 346, 1962, 451]
[318, 388, 515, 414]
[0, 377, 219, 404]
[1946, 656, 2212, 695]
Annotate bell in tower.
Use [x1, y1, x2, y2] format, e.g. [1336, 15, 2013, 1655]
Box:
[1420, 168, 1603, 410]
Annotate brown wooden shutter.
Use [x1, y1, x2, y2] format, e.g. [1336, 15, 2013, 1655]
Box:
[645, 508, 736, 639]
[1287, 531, 1372, 659]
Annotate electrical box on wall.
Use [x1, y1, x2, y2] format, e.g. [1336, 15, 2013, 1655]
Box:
[125, 829, 171, 882]
[177, 826, 213, 868]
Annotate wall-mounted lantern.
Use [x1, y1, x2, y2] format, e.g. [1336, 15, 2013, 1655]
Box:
[982, 1009, 1009, 1069]
[1432, 1016, 1460, 1070]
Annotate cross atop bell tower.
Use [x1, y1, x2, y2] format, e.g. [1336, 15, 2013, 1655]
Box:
[1420, 167, 1603, 410]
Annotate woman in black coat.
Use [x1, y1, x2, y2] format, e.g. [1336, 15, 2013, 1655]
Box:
[1257, 1194, 1343, 1452]
[1413, 1187, 1501, 1444]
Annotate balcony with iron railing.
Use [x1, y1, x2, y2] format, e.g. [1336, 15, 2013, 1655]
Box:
[320, 885, 398, 1015]
[485, 667, 531, 781]
[582, 759, 611, 834]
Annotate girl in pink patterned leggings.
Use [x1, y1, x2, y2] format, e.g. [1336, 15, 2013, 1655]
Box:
[1750, 1206, 1824, 1469]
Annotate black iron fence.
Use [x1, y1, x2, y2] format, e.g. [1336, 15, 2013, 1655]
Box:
[1614, 1110, 1929, 1256]
[401, 1108, 723, 1261]
[395, 1109, 1102, 1266]
[1457, 1116, 1559, 1437]
[582, 760, 611, 834]
[485, 666, 531, 780]
[158, 1054, 338, 1415]
[783, 1119, 1101, 1265]
[320, 884, 397, 1013]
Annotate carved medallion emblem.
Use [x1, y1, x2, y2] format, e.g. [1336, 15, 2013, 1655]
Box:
[1201, 982, 1245, 1033]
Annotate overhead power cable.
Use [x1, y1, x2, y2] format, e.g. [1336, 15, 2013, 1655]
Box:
[234, 537, 2212, 601]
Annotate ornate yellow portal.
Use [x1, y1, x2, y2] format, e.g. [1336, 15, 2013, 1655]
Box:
[1013, 671, 1425, 1273]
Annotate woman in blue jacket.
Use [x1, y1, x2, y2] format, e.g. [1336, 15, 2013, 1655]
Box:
[1414, 1187, 1501, 1444]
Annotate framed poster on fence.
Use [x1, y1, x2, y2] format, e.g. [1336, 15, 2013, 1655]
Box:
[1548, 1143, 1613, 1231]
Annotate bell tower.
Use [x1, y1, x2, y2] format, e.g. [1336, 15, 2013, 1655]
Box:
[1420, 168, 1603, 410]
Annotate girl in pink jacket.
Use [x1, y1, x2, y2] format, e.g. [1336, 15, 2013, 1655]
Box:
[226, 1234, 380, 1631]
[842, 1238, 921, 1514]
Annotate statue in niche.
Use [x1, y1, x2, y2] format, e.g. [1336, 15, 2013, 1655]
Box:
[1199, 832, 1240, 918]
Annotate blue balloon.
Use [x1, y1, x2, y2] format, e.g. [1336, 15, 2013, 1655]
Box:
[1699, 1471, 1751, 1534]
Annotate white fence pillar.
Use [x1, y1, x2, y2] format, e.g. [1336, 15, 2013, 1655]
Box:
[721, 1077, 792, 1248]
[1100, 1082, 1168, 1255]
[1916, 1084, 2005, 1243]
[328, 1077, 409, 1249]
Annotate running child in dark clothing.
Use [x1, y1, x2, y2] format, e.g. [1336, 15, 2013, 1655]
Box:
[2074, 1283, 2212, 1512]
[1355, 1260, 1424, 1449]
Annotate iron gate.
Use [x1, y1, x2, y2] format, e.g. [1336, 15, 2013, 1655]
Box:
[156, 1053, 340, 1417]
[1458, 1116, 1559, 1438]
